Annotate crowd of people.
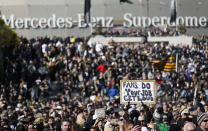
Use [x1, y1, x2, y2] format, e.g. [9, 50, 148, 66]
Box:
[93, 26, 177, 37]
[0, 28, 208, 131]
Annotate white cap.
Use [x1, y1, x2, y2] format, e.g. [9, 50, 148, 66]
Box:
[56, 106, 62, 110]
[17, 103, 22, 108]
[93, 115, 97, 120]
[15, 108, 20, 111]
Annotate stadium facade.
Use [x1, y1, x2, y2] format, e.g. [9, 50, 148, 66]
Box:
[0, 0, 207, 38]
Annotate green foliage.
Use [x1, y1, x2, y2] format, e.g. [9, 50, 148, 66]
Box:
[0, 18, 20, 47]
[177, 25, 187, 35]
[0, 14, 19, 82]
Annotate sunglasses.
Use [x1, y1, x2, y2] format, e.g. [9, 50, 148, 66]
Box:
[138, 120, 145, 123]
[184, 113, 190, 116]
[203, 119, 208, 122]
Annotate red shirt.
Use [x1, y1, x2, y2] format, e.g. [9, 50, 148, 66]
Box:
[96, 64, 106, 74]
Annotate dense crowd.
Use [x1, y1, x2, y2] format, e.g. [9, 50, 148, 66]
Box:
[94, 26, 179, 37]
[0, 31, 208, 131]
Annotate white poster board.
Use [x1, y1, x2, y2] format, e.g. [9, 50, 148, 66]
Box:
[95, 108, 105, 119]
[120, 80, 156, 104]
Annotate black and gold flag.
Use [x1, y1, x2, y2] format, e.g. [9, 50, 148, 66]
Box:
[152, 55, 176, 72]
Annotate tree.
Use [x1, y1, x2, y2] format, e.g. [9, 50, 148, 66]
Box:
[0, 12, 20, 82]
[177, 24, 187, 35]
[95, 20, 103, 35]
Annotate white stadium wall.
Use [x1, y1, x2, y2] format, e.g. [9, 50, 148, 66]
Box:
[0, 0, 207, 38]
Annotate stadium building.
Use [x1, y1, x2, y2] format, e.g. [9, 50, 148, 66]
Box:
[0, 0, 207, 38]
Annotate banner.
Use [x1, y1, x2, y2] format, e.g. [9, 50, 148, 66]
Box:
[120, 80, 156, 104]
[170, 0, 177, 23]
[152, 55, 176, 72]
[84, 0, 91, 23]
[1, 14, 207, 29]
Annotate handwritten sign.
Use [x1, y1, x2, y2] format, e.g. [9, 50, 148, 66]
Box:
[120, 80, 156, 104]
[95, 108, 105, 119]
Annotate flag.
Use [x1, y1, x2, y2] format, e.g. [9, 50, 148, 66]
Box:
[152, 55, 176, 72]
[170, 0, 177, 23]
[84, 0, 91, 23]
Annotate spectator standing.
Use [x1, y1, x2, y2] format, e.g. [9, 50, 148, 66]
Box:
[196, 113, 208, 131]
[183, 122, 196, 131]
